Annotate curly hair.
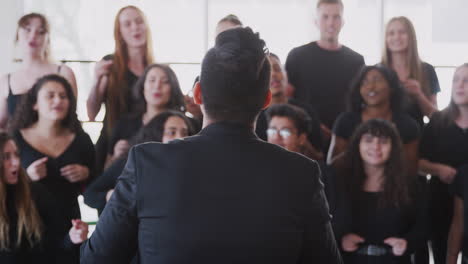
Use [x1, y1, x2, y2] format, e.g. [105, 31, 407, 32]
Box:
[10, 74, 82, 133]
[348, 64, 407, 114]
[334, 119, 410, 208]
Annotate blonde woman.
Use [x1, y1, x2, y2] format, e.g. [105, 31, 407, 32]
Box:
[382, 16, 440, 127]
[0, 13, 77, 129]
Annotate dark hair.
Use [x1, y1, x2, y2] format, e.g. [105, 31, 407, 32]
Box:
[316, 0, 344, 9]
[335, 119, 410, 208]
[129, 110, 194, 146]
[11, 74, 81, 132]
[133, 64, 185, 113]
[348, 65, 406, 113]
[218, 14, 243, 26]
[266, 104, 310, 135]
[200, 27, 270, 123]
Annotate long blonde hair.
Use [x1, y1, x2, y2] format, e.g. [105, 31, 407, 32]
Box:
[106, 5, 155, 135]
[0, 134, 42, 250]
[15, 13, 51, 62]
[438, 63, 468, 127]
[382, 16, 429, 96]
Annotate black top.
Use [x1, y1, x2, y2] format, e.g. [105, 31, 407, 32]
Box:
[285, 41, 365, 129]
[256, 98, 324, 152]
[330, 175, 427, 263]
[81, 122, 342, 263]
[420, 112, 468, 169]
[101, 54, 141, 120]
[404, 62, 440, 127]
[84, 157, 127, 213]
[7, 65, 62, 117]
[450, 165, 468, 257]
[332, 111, 420, 144]
[419, 112, 468, 233]
[0, 183, 75, 264]
[108, 114, 143, 155]
[14, 129, 95, 222]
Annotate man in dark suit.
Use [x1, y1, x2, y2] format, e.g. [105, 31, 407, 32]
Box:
[81, 27, 342, 264]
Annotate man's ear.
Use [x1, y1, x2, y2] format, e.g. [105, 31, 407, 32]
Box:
[193, 81, 203, 105]
[262, 90, 272, 109]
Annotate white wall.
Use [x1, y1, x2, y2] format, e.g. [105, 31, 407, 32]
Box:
[0, 0, 23, 75]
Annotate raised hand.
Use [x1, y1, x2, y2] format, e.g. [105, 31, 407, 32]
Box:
[26, 157, 48, 181]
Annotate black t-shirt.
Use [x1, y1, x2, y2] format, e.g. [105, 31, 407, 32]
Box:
[285, 41, 365, 129]
[256, 99, 324, 152]
[332, 111, 420, 144]
[450, 165, 468, 257]
[405, 62, 441, 127]
[14, 129, 95, 222]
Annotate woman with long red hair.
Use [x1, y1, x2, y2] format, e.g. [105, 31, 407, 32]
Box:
[87, 5, 154, 172]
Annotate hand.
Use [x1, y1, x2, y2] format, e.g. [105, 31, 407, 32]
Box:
[184, 94, 202, 119]
[320, 123, 331, 141]
[26, 157, 48, 181]
[60, 164, 89, 183]
[402, 79, 423, 97]
[113, 139, 130, 159]
[106, 189, 114, 201]
[69, 219, 88, 244]
[384, 237, 407, 256]
[437, 164, 457, 184]
[341, 233, 365, 252]
[94, 59, 113, 80]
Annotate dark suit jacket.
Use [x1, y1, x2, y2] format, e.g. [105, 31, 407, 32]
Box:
[81, 122, 342, 264]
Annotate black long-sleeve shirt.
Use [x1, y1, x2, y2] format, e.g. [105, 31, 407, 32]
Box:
[14, 129, 95, 222]
[0, 183, 77, 264]
[329, 174, 427, 264]
[84, 158, 127, 214]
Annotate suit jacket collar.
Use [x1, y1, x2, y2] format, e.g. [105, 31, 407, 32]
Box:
[199, 121, 258, 139]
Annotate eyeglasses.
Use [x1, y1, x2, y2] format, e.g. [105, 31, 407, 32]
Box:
[266, 128, 292, 138]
